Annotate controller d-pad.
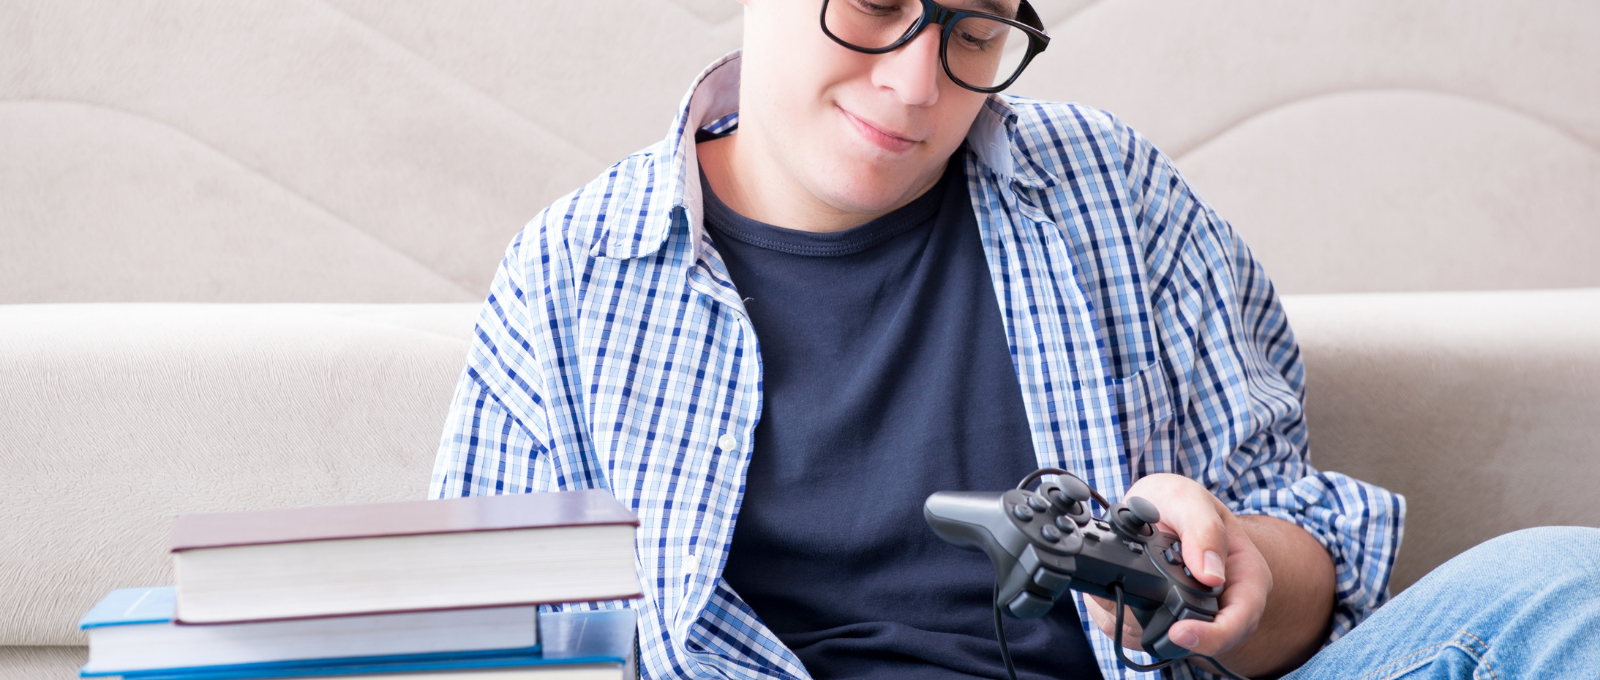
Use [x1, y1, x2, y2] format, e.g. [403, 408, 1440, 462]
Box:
[1164, 545, 1184, 566]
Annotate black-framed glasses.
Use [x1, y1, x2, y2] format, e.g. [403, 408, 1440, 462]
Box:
[820, 0, 1050, 94]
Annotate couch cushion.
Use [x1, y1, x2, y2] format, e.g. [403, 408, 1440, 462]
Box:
[0, 646, 84, 680]
[0, 303, 476, 645]
[1284, 288, 1600, 591]
[5, 292, 1597, 643]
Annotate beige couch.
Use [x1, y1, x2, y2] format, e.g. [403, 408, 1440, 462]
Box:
[4, 1, 1598, 677]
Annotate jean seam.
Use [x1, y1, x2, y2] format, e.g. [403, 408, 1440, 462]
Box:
[1357, 642, 1449, 680]
[1457, 631, 1497, 680]
[1354, 629, 1498, 680]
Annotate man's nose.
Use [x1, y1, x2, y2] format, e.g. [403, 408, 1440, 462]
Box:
[871, 24, 941, 107]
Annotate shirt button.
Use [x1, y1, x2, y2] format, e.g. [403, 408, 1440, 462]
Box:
[718, 434, 739, 452]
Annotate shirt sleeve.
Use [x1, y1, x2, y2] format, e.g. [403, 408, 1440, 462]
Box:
[430, 224, 557, 500]
[1107, 113, 1406, 649]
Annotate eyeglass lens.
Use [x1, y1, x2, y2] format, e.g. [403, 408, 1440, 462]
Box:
[824, 0, 1033, 90]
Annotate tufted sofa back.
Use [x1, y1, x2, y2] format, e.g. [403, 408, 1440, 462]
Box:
[4, 1, 1597, 302]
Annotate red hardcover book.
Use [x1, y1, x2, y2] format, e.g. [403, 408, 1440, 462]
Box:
[170, 491, 640, 624]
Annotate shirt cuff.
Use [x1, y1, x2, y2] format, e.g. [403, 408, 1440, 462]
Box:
[1234, 470, 1407, 642]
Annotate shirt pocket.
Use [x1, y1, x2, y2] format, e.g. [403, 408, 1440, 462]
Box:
[1112, 360, 1176, 461]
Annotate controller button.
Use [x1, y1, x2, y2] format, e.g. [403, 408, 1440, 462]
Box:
[1040, 524, 1062, 542]
[1028, 495, 1051, 512]
[1164, 547, 1184, 566]
[1012, 504, 1036, 522]
[1054, 516, 1075, 533]
[1128, 541, 1145, 555]
[1032, 567, 1072, 594]
[1006, 591, 1054, 619]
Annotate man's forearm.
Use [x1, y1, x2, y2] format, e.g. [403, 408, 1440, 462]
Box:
[1216, 515, 1336, 677]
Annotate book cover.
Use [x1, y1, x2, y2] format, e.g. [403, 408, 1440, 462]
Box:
[79, 586, 542, 676]
[170, 490, 638, 551]
[88, 608, 634, 680]
[80, 585, 176, 629]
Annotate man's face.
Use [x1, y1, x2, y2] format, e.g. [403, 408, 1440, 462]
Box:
[737, 0, 1003, 220]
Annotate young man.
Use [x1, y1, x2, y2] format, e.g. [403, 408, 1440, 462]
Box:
[432, 1, 1599, 679]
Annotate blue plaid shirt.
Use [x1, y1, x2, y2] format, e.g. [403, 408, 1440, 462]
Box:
[431, 52, 1404, 680]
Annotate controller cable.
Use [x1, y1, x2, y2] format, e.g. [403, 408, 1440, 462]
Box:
[992, 584, 1018, 680]
[991, 468, 1252, 680]
[1013, 467, 1110, 508]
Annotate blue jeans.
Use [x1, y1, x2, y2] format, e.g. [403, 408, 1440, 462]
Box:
[1282, 526, 1600, 680]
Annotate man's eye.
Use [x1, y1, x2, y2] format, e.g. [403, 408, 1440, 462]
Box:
[851, 0, 904, 15]
[956, 29, 997, 49]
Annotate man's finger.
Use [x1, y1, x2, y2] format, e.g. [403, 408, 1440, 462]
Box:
[1164, 535, 1272, 656]
[1138, 491, 1229, 589]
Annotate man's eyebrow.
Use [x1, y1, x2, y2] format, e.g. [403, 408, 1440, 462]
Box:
[958, 0, 1018, 19]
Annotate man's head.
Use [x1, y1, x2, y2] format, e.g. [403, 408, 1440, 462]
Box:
[720, 0, 1040, 231]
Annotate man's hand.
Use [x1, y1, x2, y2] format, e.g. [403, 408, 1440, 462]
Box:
[1083, 474, 1334, 677]
[1084, 474, 1271, 662]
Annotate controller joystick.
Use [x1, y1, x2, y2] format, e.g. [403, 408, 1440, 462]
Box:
[925, 471, 1233, 673]
[1041, 475, 1092, 517]
[1110, 496, 1160, 540]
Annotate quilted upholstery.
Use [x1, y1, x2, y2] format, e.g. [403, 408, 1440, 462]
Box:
[1015, 1, 1600, 293]
[4, 1, 1597, 301]
[1, 0, 742, 301]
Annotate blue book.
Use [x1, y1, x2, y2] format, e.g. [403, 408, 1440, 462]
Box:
[79, 587, 628, 678]
[116, 608, 634, 680]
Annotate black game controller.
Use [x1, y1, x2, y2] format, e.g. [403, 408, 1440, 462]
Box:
[925, 468, 1249, 679]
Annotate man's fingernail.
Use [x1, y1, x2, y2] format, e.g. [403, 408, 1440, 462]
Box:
[1173, 629, 1200, 649]
[1204, 550, 1225, 580]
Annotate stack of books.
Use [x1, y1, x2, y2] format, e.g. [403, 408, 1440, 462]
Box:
[78, 490, 642, 679]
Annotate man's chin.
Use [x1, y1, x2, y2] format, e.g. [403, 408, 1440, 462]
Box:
[819, 169, 943, 215]
[814, 182, 925, 219]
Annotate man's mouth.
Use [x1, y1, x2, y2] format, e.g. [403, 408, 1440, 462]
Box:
[839, 106, 919, 154]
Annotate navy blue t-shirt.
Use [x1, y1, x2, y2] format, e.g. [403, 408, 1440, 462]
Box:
[703, 148, 1102, 680]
